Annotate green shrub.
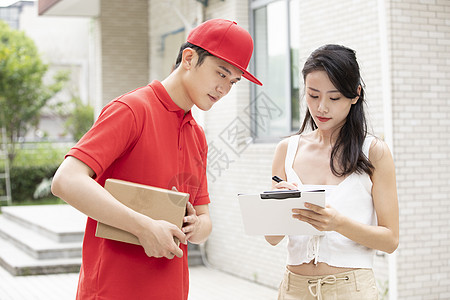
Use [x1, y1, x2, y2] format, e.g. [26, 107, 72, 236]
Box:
[10, 165, 59, 202]
[4, 143, 70, 203]
[12, 142, 69, 167]
[64, 97, 94, 141]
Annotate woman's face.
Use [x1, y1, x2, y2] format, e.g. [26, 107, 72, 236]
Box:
[305, 70, 359, 132]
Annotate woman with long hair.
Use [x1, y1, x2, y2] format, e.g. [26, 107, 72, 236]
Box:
[267, 44, 399, 300]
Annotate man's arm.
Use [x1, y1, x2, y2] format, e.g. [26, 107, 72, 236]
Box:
[51, 156, 187, 259]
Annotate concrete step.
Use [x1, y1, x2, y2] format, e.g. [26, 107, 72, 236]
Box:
[0, 215, 82, 260]
[0, 237, 81, 276]
[0, 204, 202, 276]
[0, 204, 84, 276]
[1, 204, 86, 243]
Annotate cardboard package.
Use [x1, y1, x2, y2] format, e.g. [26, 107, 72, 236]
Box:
[95, 179, 189, 245]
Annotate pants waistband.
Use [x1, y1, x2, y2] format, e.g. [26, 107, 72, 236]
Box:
[283, 268, 374, 300]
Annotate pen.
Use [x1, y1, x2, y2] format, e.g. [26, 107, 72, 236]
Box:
[272, 176, 283, 183]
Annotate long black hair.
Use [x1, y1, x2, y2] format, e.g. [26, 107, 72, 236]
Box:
[297, 44, 374, 176]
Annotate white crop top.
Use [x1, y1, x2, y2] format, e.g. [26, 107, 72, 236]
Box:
[285, 135, 377, 269]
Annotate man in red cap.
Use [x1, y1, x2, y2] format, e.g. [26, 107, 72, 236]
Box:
[51, 19, 262, 299]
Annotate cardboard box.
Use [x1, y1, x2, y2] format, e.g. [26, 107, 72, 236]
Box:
[95, 179, 189, 245]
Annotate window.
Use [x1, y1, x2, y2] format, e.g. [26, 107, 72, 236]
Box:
[0, 6, 20, 29]
[251, 0, 300, 141]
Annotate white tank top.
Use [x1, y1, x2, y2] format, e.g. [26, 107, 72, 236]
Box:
[285, 135, 377, 268]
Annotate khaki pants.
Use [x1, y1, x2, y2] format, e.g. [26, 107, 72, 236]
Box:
[277, 268, 379, 300]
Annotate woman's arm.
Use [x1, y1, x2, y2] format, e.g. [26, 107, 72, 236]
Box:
[292, 139, 399, 253]
[265, 139, 298, 246]
[366, 139, 399, 252]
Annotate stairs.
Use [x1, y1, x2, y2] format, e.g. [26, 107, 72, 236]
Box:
[0, 204, 203, 276]
[0, 204, 85, 276]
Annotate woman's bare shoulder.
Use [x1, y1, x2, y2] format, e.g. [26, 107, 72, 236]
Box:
[369, 137, 393, 166]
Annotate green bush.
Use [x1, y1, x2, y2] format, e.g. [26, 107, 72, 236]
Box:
[64, 97, 94, 141]
[12, 142, 69, 167]
[3, 142, 71, 203]
[10, 165, 59, 202]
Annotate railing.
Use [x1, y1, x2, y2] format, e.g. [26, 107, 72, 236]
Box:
[0, 127, 12, 206]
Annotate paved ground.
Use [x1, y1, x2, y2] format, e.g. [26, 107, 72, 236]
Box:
[0, 205, 278, 299]
[0, 265, 278, 300]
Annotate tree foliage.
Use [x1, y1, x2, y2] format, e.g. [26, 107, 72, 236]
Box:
[64, 96, 94, 141]
[0, 21, 68, 164]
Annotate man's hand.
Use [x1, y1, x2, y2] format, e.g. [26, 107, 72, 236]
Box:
[137, 218, 187, 259]
[182, 202, 200, 241]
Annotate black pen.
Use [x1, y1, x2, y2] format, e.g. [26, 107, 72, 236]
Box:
[272, 176, 284, 183]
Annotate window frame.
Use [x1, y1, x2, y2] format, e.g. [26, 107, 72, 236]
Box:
[250, 0, 299, 143]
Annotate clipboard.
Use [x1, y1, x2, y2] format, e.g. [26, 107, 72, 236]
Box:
[238, 190, 326, 236]
[95, 179, 189, 245]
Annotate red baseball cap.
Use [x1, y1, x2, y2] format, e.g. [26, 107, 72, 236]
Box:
[187, 19, 262, 86]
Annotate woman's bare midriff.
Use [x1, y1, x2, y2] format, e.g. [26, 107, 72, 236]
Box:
[287, 260, 355, 276]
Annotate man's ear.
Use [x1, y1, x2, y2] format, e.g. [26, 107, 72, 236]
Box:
[181, 48, 196, 70]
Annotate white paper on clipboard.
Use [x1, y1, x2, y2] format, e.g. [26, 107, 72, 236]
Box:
[238, 190, 326, 236]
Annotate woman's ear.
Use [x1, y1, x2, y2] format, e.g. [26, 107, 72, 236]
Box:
[181, 48, 196, 70]
[352, 85, 362, 104]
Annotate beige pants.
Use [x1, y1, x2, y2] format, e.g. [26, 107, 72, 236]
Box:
[277, 268, 379, 300]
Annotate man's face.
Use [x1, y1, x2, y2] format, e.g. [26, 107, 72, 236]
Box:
[184, 54, 243, 111]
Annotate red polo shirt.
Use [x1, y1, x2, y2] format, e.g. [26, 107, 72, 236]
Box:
[67, 80, 210, 300]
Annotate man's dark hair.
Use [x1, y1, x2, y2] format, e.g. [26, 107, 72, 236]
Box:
[174, 42, 213, 69]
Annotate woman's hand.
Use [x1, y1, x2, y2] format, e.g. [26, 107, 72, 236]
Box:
[273, 180, 298, 190]
[292, 203, 342, 232]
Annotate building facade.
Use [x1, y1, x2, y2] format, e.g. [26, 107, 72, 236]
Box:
[38, 0, 450, 299]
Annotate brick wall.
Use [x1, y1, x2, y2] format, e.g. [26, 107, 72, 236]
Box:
[100, 0, 149, 106]
[391, 0, 450, 298]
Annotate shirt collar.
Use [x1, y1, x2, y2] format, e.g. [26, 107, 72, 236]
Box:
[149, 80, 182, 112]
[149, 80, 197, 126]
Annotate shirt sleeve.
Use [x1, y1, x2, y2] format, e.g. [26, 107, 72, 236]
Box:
[192, 134, 210, 206]
[66, 101, 139, 178]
